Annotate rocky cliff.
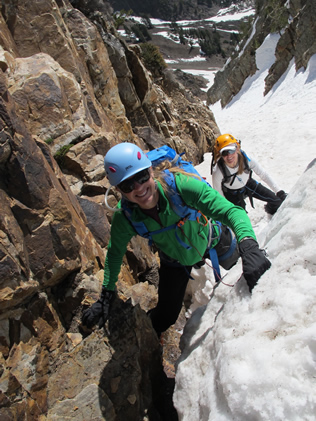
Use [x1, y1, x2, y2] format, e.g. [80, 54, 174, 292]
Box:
[0, 0, 219, 419]
[207, 0, 316, 107]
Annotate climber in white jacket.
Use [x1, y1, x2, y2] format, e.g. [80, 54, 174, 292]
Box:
[211, 134, 287, 214]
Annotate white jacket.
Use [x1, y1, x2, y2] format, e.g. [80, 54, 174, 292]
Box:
[212, 154, 280, 197]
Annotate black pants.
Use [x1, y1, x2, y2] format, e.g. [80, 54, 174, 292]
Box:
[224, 178, 282, 214]
[148, 222, 241, 334]
[149, 260, 192, 335]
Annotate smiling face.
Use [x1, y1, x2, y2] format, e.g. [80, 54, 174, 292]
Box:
[117, 169, 159, 210]
[221, 145, 239, 168]
[222, 150, 238, 168]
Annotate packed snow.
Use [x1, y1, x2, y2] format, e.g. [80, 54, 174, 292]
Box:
[172, 32, 316, 421]
[128, 5, 255, 27]
[204, 5, 255, 23]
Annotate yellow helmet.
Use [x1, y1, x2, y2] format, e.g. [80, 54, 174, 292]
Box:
[215, 133, 238, 151]
[213, 134, 240, 164]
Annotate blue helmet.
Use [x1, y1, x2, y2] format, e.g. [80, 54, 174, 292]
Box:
[104, 142, 152, 186]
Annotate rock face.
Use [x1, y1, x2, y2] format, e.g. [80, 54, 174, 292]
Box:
[208, 0, 316, 107]
[0, 0, 219, 419]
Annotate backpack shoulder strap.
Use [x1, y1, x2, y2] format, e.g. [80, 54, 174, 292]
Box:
[121, 198, 152, 240]
[241, 150, 250, 169]
[219, 151, 253, 189]
[217, 157, 238, 189]
[163, 170, 203, 221]
[241, 150, 252, 177]
[122, 170, 222, 281]
[121, 171, 205, 247]
[163, 170, 188, 215]
[217, 157, 231, 184]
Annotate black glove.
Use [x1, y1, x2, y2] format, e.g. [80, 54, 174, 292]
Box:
[239, 238, 271, 292]
[82, 287, 114, 329]
[277, 190, 287, 201]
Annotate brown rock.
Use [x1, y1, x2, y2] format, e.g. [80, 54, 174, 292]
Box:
[46, 300, 165, 420]
[0, 1, 221, 419]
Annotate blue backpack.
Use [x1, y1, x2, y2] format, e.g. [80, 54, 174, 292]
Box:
[121, 145, 236, 281]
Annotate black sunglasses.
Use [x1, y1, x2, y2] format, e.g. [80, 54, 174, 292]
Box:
[221, 148, 236, 157]
[118, 169, 150, 193]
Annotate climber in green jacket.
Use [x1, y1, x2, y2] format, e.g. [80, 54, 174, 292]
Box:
[82, 143, 271, 335]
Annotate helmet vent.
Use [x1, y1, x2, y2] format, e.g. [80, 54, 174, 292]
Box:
[137, 151, 141, 160]
[109, 166, 116, 173]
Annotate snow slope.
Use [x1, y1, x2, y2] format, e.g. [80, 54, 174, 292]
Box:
[173, 33, 316, 421]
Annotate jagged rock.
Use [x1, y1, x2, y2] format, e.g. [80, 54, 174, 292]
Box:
[125, 236, 160, 285]
[0, 127, 11, 164]
[134, 126, 166, 150]
[264, 0, 316, 95]
[69, 0, 114, 20]
[8, 53, 83, 142]
[46, 299, 166, 421]
[0, 1, 221, 418]
[122, 281, 158, 310]
[0, 291, 66, 418]
[173, 68, 208, 101]
[207, 51, 257, 107]
[0, 290, 169, 420]
[208, 0, 316, 107]
[61, 141, 105, 181]
[0, 65, 105, 304]
[78, 196, 111, 248]
[47, 383, 116, 421]
[2, 0, 134, 147]
[102, 33, 142, 112]
[63, 6, 127, 118]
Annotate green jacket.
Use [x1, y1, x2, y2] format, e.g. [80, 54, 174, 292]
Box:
[103, 173, 256, 290]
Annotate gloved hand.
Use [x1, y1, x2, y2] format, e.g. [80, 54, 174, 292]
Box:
[277, 190, 287, 201]
[82, 287, 114, 328]
[239, 238, 271, 292]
